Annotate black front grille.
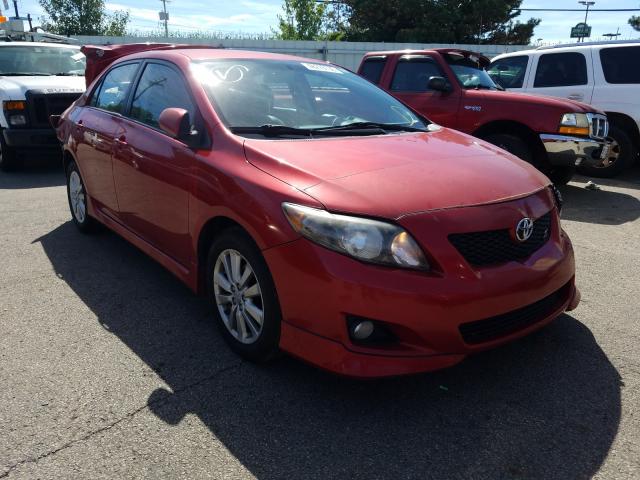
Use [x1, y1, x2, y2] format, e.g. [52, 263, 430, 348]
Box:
[26, 91, 81, 128]
[459, 282, 570, 345]
[449, 211, 552, 267]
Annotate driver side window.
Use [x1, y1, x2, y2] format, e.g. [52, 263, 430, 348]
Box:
[391, 57, 443, 92]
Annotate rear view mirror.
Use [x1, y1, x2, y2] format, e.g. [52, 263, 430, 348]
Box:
[428, 76, 450, 92]
[159, 108, 192, 141]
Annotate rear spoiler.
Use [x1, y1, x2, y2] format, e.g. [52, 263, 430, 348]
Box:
[81, 43, 222, 87]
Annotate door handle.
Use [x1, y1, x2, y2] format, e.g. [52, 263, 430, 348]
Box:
[115, 135, 127, 145]
[567, 93, 583, 101]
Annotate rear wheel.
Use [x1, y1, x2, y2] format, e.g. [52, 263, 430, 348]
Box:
[206, 228, 281, 362]
[578, 125, 636, 178]
[66, 160, 98, 233]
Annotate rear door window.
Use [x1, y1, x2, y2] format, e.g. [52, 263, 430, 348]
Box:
[93, 63, 139, 114]
[360, 57, 386, 84]
[534, 52, 588, 87]
[488, 55, 529, 88]
[391, 56, 443, 92]
[600, 46, 640, 84]
[129, 63, 195, 129]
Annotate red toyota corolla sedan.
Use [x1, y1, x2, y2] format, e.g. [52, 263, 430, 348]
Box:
[55, 44, 580, 378]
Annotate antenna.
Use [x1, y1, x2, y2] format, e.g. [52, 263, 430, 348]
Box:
[159, 0, 170, 37]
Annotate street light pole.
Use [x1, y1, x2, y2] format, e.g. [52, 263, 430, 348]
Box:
[578, 1, 595, 42]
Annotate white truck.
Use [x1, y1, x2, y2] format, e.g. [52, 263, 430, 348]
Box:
[0, 19, 85, 171]
[489, 41, 640, 178]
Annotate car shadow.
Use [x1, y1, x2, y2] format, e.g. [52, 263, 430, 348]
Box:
[559, 181, 640, 225]
[0, 164, 65, 190]
[35, 222, 622, 480]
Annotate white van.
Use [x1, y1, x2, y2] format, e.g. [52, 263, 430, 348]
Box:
[489, 41, 640, 177]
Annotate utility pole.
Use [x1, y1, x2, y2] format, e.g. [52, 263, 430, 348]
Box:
[159, 0, 169, 37]
[578, 1, 595, 42]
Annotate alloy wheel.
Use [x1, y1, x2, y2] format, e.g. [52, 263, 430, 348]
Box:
[213, 249, 264, 344]
[69, 170, 86, 223]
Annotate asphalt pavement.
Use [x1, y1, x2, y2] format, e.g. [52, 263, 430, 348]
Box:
[1, 164, 639, 479]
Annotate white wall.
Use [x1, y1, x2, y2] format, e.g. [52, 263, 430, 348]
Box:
[74, 36, 531, 71]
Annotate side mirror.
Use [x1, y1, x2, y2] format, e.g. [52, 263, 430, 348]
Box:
[159, 108, 192, 141]
[427, 76, 450, 92]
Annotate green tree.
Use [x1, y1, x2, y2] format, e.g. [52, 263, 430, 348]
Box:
[630, 15, 640, 32]
[274, 0, 326, 40]
[342, 0, 540, 45]
[39, 0, 130, 36]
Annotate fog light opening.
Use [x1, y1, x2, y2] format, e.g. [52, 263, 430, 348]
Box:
[347, 316, 398, 345]
[352, 320, 374, 340]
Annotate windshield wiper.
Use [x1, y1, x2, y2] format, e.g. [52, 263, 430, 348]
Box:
[230, 122, 429, 138]
[53, 72, 83, 76]
[313, 121, 428, 133]
[466, 84, 496, 90]
[231, 125, 314, 137]
[0, 72, 52, 76]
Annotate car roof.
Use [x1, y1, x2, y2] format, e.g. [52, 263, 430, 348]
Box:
[125, 47, 330, 64]
[493, 41, 640, 59]
[362, 48, 491, 67]
[0, 41, 80, 49]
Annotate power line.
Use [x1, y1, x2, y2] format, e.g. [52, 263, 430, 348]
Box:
[515, 8, 640, 12]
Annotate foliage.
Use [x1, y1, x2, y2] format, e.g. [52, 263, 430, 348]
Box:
[274, 0, 327, 40]
[630, 16, 640, 32]
[38, 0, 130, 36]
[341, 0, 540, 45]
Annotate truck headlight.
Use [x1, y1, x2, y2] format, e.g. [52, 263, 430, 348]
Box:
[8, 114, 27, 126]
[282, 203, 429, 270]
[558, 113, 589, 136]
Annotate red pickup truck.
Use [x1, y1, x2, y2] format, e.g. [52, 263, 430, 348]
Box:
[358, 49, 610, 184]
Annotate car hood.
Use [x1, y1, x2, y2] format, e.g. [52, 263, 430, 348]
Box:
[243, 127, 550, 219]
[0, 75, 85, 98]
[466, 89, 599, 113]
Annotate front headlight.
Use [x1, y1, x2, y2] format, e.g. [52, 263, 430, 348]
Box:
[559, 113, 589, 136]
[282, 203, 429, 270]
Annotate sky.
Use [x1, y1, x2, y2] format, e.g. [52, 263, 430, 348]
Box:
[8, 0, 640, 42]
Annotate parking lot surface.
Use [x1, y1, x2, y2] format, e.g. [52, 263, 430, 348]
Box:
[1, 165, 639, 479]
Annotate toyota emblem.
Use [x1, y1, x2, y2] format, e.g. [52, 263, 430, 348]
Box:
[515, 217, 534, 242]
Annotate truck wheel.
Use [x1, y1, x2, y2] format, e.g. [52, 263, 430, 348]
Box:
[0, 130, 20, 172]
[548, 166, 576, 185]
[483, 133, 534, 164]
[578, 125, 636, 178]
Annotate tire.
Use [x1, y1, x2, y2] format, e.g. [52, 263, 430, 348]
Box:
[483, 133, 534, 165]
[578, 125, 637, 178]
[0, 129, 20, 172]
[206, 227, 281, 362]
[66, 160, 98, 233]
[548, 166, 576, 186]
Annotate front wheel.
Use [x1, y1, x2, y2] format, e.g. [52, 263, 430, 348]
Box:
[66, 161, 97, 233]
[548, 166, 576, 186]
[578, 125, 636, 178]
[0, 130, 20, 172]
[483, 133, 534, 165]
[206, 228, 281, 362]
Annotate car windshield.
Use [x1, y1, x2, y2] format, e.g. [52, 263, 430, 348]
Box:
[444, 52, 498, 90]
[0, 46, 85, 76]
[193, 59, 428, 136]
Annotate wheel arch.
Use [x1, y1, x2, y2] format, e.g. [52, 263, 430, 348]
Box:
[196, 216, 255, 295]
[604, 112, 640, 148]
[473, 120, 547, 166]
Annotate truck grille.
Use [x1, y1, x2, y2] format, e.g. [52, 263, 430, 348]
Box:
[588, 113, 608, 140]
[25, 91, 81, 128]
[459, 281, 571, 345]
[448, 211, 552, 267]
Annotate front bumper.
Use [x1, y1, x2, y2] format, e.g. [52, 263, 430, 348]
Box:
[265, 190, 578, 378]
[540, 133, 609, 167]
[3, 128, 59, 149]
